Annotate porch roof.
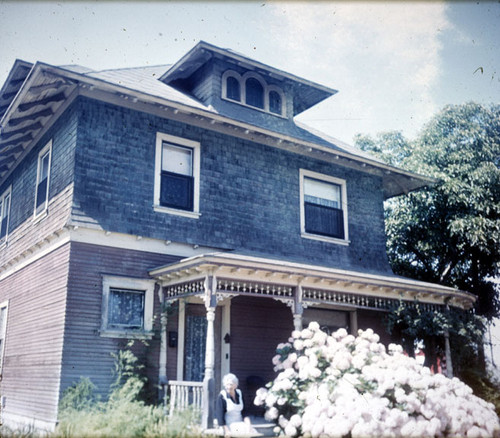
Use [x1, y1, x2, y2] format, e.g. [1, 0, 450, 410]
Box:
[149, 252, 475, 311]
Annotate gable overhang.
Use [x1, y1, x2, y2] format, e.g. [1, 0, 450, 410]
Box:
[160, 41, 338, 116]
[0, 61, 435, 197]
[150, 252, 475, 311]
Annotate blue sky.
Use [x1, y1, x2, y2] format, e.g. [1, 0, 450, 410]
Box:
[0, 1, 498, 144]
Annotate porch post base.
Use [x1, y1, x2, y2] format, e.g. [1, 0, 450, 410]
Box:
[202, 376, 215, 429]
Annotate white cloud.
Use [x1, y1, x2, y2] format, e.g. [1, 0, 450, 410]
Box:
[266, 1, 452, 142]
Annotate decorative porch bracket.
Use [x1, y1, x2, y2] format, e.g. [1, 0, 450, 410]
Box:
[202, 274, 217, 430]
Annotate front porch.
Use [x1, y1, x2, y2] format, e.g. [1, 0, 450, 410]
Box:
[151, 252, 475, 429]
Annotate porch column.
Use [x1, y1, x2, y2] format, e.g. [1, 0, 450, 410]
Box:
[202, 275, 217, 430]
[157, 284, 168, 404]
[293, 283, 304, 331]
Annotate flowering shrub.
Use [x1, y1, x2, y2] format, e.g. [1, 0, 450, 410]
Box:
[254, 322, 500, 437]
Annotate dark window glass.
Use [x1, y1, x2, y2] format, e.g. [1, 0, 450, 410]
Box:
[0, 193, 10, 240]
[108, 288, 145, 329]
[36, 151, 50, 211]
[226, 76, 240, 101]
[269, 90, 282, 115]
[160, 143, 194, 211]
[245, 78, 264, 109]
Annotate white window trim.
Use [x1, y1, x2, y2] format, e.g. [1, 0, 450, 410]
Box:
[299, 169, 350, 245]
[154, 132, 201, 219]
[221, 70, 286, 118]
[33, 140, 52, 220]
[0, 300, 9, 373]
[100, 276, 155, 339]
[0, 185, 12, 246]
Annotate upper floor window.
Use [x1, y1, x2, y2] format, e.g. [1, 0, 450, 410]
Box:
[101, 276, 154, 339]
[226, 75, 241, 101]
[245, 77, 264, 109]
[300, 169, 349, 244]
[0, 301, 8, 372]
[0, 187, 11, 244]
[222, 70, 286, 117]
[34, 141, 52, 217]
[154, 133, 200, 218]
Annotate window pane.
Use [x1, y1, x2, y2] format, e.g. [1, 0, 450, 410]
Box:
[269, 90, 282, 114]
[108, 288, 144, 329]
[305, 202, 344, 239]
[226, 76, 240, 101]
[40, 152, 50, 181]
[245, 78, 264, 109]
[160, 172, 194, 210]
[162, 143, 193, 176]
[36, 178, 48, 209]
[304, 177, 341, 208]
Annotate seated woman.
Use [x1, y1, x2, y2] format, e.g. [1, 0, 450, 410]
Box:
[216, 373, 257, 436]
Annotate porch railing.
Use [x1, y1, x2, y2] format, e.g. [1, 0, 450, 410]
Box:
[167, 380, 204, 417]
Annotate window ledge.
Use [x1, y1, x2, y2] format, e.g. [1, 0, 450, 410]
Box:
[153, 205, 201, 219]
[301, 232, 350, 246]
[99, 329, 154, 340]
[221, 96, 287, 119]
[32, 209, 48, 224]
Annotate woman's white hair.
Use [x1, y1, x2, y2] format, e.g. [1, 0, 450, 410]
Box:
[222, 373, 239, 387]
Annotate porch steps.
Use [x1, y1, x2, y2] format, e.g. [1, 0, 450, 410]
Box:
[204, 417, 276, 437]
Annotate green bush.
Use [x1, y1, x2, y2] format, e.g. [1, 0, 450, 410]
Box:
[54, 347, 204, 438]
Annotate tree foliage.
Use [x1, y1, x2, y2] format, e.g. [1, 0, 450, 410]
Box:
[355, 103, 500, 319]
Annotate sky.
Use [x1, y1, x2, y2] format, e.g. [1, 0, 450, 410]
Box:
[0, 0, 499, 145]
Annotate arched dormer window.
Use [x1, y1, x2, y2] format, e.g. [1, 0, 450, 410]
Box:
[268, 87, 284, 116]
[245, 77, 264, 109]
[226, 75, 240, 101]
[222, 70, 242, 102]
[221, 70, 286, 117]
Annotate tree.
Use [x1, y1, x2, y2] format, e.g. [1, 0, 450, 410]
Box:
[355, 103, 500, 320]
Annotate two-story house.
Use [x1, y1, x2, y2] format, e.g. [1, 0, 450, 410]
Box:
[0, 41, 475, 431]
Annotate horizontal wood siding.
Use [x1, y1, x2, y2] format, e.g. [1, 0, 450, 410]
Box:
[230, 296, 293, 414]
[0, 243, 70, 427]
[62, 242, 179, 402]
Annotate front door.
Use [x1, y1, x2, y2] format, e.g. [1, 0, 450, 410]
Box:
[184, 312, 207, 382]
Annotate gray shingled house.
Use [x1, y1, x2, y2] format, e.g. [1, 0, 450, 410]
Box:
[0, 41, 475, 431]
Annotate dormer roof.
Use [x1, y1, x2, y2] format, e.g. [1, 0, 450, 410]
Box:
[160, 41, 338, 116]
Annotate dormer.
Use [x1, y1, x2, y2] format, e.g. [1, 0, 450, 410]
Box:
[160, 41, 337, 124]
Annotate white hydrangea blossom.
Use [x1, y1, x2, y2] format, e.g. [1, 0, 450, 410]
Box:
[254, 323, 500, 437]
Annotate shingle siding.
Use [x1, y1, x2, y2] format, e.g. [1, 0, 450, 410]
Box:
[73, 97, 391, 274]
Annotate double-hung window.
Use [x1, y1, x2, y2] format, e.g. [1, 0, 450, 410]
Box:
[300, 169, 349, 243]
[0, 187, 11, 243]
[0, 301, 8, 372]
[101, 276, 154, 338]
[35, 141, 52, 217]
[154, 133, 200, 218]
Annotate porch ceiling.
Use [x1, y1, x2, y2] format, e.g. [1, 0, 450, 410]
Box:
[149, 252, 475, 311]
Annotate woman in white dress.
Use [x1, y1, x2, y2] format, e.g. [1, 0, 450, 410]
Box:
[215, 373, 256, 436]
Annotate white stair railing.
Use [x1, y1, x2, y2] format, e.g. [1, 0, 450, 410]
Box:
[167, 380, 204, 417]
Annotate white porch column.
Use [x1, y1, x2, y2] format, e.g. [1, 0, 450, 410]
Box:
[293, 283, 304, 331]
[157, 284, 168, 402]
[202, 275, 217, 430]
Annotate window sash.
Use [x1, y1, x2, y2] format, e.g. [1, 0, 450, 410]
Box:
[162, 143, 193, 176]
[0, 193, 9, 240]
[269, 90, 282, 115]
[226, 76, 241, 101]
[108, 288, 145, 330]
[245, 78, 264, 109]
[160, 171, 194, 211]
[304, 202, 344, 239]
